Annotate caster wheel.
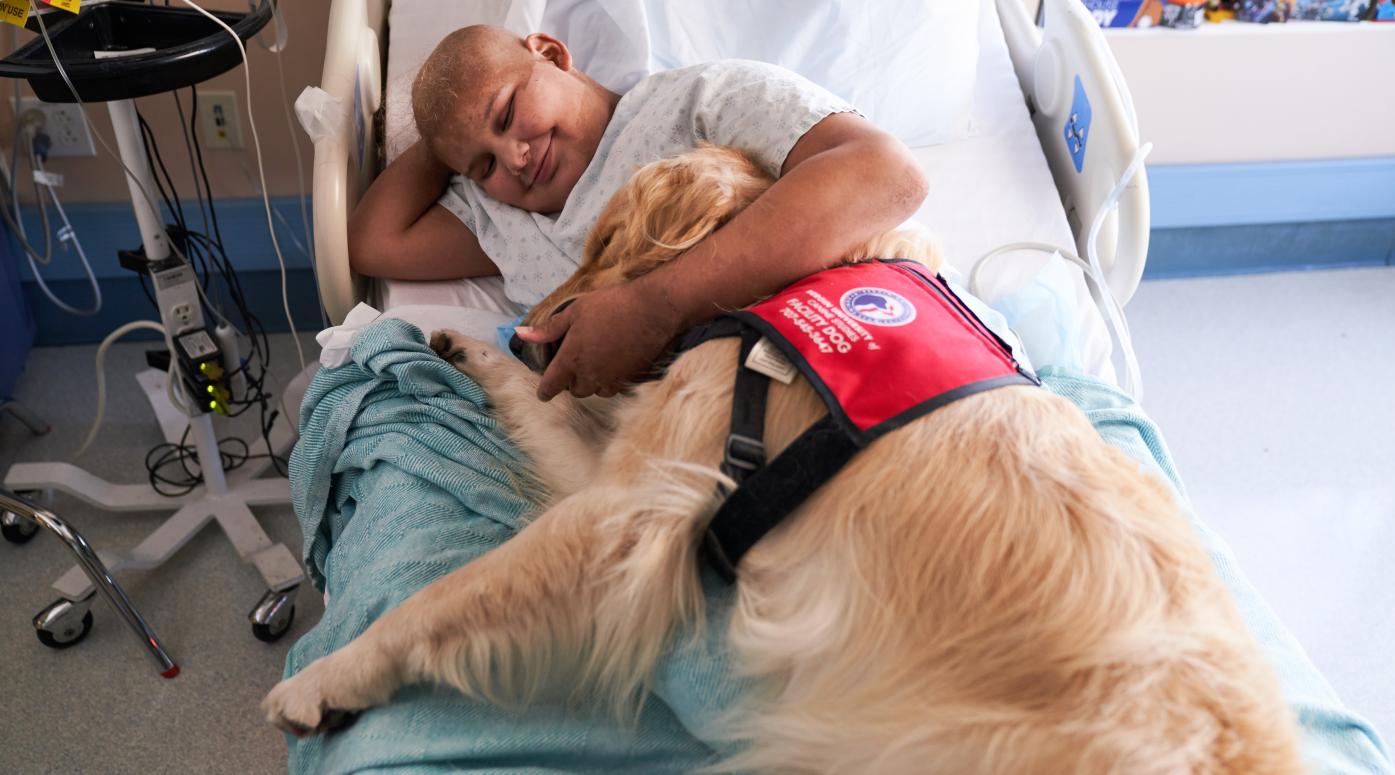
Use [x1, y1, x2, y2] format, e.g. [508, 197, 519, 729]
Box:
[249, 588, 297, 643]
[34, 599, 94, 649]
[2, 510, 39, 544]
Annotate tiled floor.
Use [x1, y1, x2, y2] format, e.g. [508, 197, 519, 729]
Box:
[1125, 265, 1395, 741]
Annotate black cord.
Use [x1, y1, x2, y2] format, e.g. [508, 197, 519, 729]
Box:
[137, 272, 157, 309]
[172, 89, 213, 242]
[136, 106, 217, 302]
[136, 109, 186, 233]
[144, 426, 287, 496]
[188, 86, 229, 253]
[132, 95, 291, 486]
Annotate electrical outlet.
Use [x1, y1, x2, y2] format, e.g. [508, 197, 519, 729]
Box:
[172, 303, 195, 326]
[198, 90, 243, 150]
[10, 97, 96, 157]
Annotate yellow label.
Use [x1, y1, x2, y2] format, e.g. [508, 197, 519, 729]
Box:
[0, 0, 28, 28]
[44, 0, 79, 11]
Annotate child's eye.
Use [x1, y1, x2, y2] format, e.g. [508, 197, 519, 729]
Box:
[502, 96, 514, 131]
[485, 156, 496, 177]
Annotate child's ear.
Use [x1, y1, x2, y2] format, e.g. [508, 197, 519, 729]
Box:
[524, 33, 572, 71]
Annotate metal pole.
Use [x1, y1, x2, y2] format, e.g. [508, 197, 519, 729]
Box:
[189, 413, 228, 496]
[105, 99, 171, 262]
[0, 489, 179, 678]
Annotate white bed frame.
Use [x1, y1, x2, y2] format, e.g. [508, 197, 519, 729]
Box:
[308, 0, 1150, 325]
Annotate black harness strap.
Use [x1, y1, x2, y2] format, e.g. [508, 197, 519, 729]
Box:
[684, 320, 863, 582]
[674, 316, 746, 352]
[719, 329, 771, 484]
[703, 414, 859, 582]
[677, 322, 777, 580]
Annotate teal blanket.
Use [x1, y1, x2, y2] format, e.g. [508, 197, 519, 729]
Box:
[283, 320, 1390, 774]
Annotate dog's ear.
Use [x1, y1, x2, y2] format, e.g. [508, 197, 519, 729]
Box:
[582, 187, 626, 269]
[575, 146, 776, 293]
[629, 146, 773, 264]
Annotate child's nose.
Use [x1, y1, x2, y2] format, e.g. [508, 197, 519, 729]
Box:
[501, 140, 529, 177]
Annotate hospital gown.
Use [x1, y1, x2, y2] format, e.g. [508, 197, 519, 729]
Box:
[438, 59, 857, 307]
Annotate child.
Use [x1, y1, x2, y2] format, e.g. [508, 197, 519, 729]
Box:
[349, 25, 927, 400]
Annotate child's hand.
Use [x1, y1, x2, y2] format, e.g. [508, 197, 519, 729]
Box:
[515, 282, 682, 401]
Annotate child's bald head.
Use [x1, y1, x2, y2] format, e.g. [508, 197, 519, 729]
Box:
[409, 25, 620, 214]
[412, 25, 531, 143]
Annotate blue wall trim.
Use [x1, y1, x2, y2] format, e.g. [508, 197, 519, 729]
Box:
[14, 195, 313, 281]
[24, 268, 323, 347]
[14, 194, 321, 345]
[1149, 157, 1395, 229]
[1143, 218, 1395, 280]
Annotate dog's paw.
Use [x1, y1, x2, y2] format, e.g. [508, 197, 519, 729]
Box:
[429, 330, 469, 366]
[430, 330, 512, 384]
[261, 657, 373, 738]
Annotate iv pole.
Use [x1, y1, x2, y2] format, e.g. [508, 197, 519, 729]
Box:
[0, 1, 305, 674]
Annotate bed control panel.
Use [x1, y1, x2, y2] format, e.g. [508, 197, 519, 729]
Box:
[1064, 75, 1091, 173]
[998, 0, 1151, 304]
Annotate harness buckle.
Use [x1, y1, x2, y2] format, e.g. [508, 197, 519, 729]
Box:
[723, 433, 766, 474]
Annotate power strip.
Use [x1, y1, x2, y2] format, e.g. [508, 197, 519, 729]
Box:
[148, 257, 206, 337]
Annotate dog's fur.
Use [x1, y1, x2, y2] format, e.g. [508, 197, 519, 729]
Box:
[264, 145, 1303, 773]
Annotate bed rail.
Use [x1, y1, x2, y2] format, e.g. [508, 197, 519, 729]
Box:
[997, 0, 1151, 305]
[312, 0, 388, 324]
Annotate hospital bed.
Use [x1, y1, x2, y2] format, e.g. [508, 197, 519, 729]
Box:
[308, 0, 1149, 331]
[287, 0, 1391, 772]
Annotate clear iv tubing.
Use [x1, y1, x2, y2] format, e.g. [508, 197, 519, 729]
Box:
[22, 130, 102, 316]
[969, 142, 1153, 402]
[6, 30, 52, 267]
[6, 142, 52, 265]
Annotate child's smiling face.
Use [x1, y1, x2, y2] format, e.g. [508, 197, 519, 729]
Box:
[416, 29, 614, 215]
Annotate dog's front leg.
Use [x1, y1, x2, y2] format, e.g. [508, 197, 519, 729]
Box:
[263, 488, 619, 736]
[431, 330, 609, 501]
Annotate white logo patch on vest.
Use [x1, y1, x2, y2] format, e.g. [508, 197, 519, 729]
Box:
[839, 287, 917, 327]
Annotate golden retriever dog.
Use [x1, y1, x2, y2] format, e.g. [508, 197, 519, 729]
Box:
[264, 145, 1302, 773]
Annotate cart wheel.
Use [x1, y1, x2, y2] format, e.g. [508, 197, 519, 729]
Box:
[34, 599, 94, 649]
[249, 588, 297, 643]
[2, 510, 39, 544]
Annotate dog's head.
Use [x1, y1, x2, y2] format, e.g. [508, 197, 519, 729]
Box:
[514, 144, 774, 371]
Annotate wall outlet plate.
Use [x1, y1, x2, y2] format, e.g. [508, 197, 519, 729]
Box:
[10, 97, 96, 157]
[198, 90, 243, 150]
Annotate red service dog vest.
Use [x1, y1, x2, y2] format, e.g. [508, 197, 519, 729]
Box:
[677, 260, 1037, 582]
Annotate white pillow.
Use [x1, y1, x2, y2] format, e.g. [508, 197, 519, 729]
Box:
[641, 0, 981, 147]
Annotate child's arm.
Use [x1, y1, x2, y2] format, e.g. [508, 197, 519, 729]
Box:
[519, 112, 927, 400]
[348, 140, 500, 281]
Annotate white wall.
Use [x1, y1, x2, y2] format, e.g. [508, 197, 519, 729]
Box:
[1104, 22, 1395, 165]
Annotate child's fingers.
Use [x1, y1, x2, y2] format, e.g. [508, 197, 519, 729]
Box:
[536, 355, 573, 402]
[513, 325, 551, 343]
[515, 313, 571, 343]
